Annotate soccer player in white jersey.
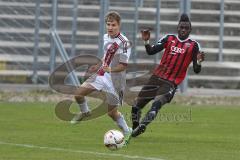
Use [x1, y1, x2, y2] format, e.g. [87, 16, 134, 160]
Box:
[71, 11, 132, 145]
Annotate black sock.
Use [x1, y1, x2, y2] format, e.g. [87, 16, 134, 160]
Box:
[141, 101, 162, 126]
[131, 106, 141, 130]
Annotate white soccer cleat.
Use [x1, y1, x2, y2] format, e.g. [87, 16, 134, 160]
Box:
[70, 111, 91, 124]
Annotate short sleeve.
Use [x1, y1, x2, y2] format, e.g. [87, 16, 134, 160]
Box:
[119, 41, 131, 64]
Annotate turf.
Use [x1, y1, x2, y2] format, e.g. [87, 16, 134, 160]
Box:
[0, 102, 240, 160]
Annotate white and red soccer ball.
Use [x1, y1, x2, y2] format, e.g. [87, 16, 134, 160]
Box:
[104, 129, 125, 150]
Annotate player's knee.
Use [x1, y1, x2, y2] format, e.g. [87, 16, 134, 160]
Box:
[107, 111, 115, 119]
[108, 109, 119, 120]
[166, 88, 176, 102]
[74, 95, 84, 102]
[155, 90, 175, 105]
[133, 97, 149, 109]
[165, 93, 175, 103]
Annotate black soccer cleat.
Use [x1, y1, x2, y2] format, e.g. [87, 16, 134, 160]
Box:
[131, 124, 146, 137]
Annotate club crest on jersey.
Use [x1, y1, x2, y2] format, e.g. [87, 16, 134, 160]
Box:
[170, 46, 185, 55]
[185, 43, 191, 48]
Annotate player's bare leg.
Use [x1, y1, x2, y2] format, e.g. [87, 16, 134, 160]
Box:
[71, 84, 96, 124]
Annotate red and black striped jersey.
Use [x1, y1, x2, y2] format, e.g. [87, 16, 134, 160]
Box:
[147, 34, 201, 85]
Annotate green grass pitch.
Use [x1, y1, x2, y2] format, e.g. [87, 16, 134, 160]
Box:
[0, 101, 240, 160]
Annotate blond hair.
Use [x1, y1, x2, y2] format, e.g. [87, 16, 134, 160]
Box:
[105, 11, 121, 24]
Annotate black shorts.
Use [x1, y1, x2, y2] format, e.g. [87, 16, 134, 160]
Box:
[137, 75, 177, 102]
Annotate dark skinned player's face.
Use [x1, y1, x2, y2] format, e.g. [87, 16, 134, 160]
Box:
[177, 22, 191, 40]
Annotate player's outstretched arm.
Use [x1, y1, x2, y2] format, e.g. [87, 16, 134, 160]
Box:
[193, 51, 205, 73]
[141, 29, 164, 55]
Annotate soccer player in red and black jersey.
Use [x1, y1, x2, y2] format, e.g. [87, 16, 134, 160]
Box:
[131, 13, 205, 137]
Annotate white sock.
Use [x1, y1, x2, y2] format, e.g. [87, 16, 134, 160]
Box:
[116, 114, 129, 134]
[79, 99, 90, 113]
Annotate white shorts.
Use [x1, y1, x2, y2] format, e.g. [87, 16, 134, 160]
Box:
[82, 73, 122, 106]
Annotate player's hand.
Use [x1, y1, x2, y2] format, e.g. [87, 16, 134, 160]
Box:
[84, 64, 99, 79]
[141, 29, 150, 41]
[102, 66, 111, 73]
[88, 65, 99, 73]
[197, 51, 205, 63]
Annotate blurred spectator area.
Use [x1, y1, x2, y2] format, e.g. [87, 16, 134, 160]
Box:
[0, 0, 239, 89]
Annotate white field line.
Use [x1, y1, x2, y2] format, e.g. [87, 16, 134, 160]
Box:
[0, 141, 166, 160]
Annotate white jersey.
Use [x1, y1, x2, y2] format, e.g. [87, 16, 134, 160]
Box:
[83, 32, 131, 105]
[98, 33, 131, 90]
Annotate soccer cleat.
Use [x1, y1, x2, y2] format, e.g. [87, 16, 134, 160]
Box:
[123, 127, 132, 146]
[131, 124, 146, 137]
[70, 111, 91, 124]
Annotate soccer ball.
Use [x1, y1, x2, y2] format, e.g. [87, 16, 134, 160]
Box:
[104, 129, 125, 150]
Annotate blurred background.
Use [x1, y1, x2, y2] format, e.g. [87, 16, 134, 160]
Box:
[1, 2, 240, 159]
[0, 0, 239, 95]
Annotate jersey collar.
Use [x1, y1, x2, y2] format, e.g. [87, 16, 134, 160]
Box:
[109, 32, 121, 39]
[176, 35, 189, 42]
